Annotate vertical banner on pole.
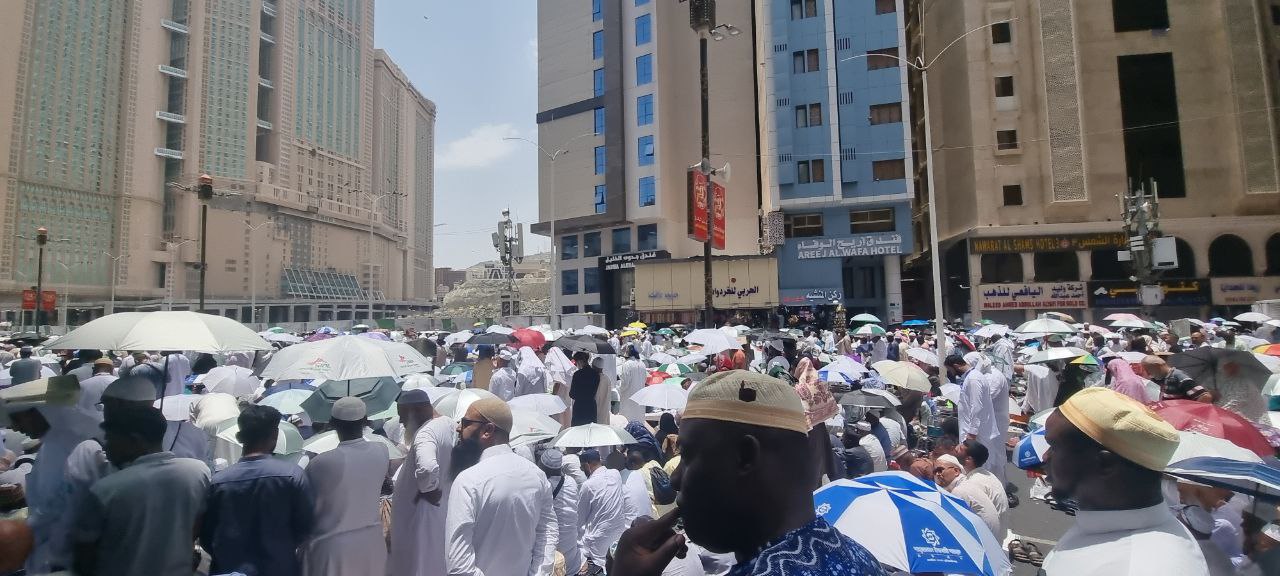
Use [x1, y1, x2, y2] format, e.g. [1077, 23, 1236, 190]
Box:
[711, 181, 726, 250]
[687, 169, 709, 242]
[40, 291, 56, 312]
[21, 290, 36, 310]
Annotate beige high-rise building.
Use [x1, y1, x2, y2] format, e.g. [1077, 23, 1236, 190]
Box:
[0, 0, 435, 326]
[904, 0, 1280, 323]
[535, 0, 765, 326]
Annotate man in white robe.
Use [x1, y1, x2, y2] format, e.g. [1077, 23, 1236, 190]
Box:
[1018, 362, 1060, 415]
[515, 347, 549, 398]
[576, 448, 627, 568]
[948, 353, 1008, 484]
[538, 449, 583, 576]
[390, 388, 455, 576]
[303, 398, 390, 576]
[617, 348, 648, 423]
[489, 348, 520, 402]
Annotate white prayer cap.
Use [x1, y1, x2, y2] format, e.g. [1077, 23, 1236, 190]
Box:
[539, 448, 563, 470]
[397, 388, 432, 405]
[853, 421, 872, 433]
[498, 348, 516, 362]
[1263, 523, 1280, 543]
[936, 454, 963, 470]
[102, 376, 158, 402]
[331, 397, 367, 422]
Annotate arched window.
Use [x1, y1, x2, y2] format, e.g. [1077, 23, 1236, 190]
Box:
[1091, 249, 1128, 281]
[980, 253, 1022, 283]
[1208, 235, 1254, 277]
[1266, 233, 1280, 276]
[1034, 252, 1080, 282]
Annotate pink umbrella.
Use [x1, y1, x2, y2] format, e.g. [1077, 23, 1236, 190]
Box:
[512, 328, 547, 350]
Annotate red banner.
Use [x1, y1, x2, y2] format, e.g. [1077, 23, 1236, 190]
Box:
[711, 181, 726, 250]
[41, 291, 56, 312]
[21, 290, 36, 310]
[687, 169, 709, 242]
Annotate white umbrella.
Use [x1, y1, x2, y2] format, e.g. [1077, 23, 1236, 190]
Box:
[303, 429, 406, 458]
[444, 330, 473, 346]
[971, 324, 1009, 339]
[1168, 431, 1264, 466]
[854, 324, 887, 336]
[676, 353, 707, 366]
[510, 409, 563, 447]
[1236, 335, 1269, 349]
[629, 383, 689, 410]
[201, 365, 260, 396]
[261, 335, 433, 381]
[870, 361, 931, 392]
[861, 388, 903, 406]
[683, 329, 739, 356]
[1254, 353, 1280, 374]
[215, 417, 304, 455]
[577, 325, 609, 336]
[1025, 347, 1089, 364]
[1105, 351, 1149, 364]
[433, 388, 499, 419]
[905, 348, 938, 366]
[1104, 312, 1142, 322]
[51, 311, 271, 353]
[486, 325, 515, 335]
[153, 395, 203, 422]
[1110, 318, 1156, 330]
[850, 313, 882, 323]
[507, 393, 568, 416]
[1013, 318, 1076, 335]
[551, 423, 638, 448]
[938, 383, 961, 404]
[1236, 312, 1273, 324]
[256, 389, 313, 415]
[819, 357, 869, 383]
[259, 331, 304, 344]
[647, 351, 678, 365]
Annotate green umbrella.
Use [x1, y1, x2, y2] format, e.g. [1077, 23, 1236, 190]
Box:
[216, 417, 304, 455]
[256, 389, 313, 415]
[656, 363, 694, 375]
[657, 328, 676, 336]
[661, 377, 690, 387]
[850, 313, 882, 324]
[301, 377, 402, 423]
[854, 324, 887, 336]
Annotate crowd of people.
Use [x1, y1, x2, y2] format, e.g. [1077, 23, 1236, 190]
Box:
[0, 312, 1277, 575]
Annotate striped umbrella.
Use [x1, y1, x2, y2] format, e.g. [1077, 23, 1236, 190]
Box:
[815, 473, 1009, 576]
[855, 324, 887, 336]
[656, 363, 694, 375]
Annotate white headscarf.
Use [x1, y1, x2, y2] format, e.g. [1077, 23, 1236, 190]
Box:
[963, 351, 993, 375]
[544, 347, 575, 385]
[516, 346, 547, 390]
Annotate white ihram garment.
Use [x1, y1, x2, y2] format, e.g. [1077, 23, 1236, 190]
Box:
[445, 444, 557, 576]
[389, 415, 455, 576]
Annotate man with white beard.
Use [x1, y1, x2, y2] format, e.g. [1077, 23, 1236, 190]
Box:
[388, 388, 455, 576]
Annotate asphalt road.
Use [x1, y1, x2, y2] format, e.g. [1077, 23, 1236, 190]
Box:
[1004, 462, 1074, 576]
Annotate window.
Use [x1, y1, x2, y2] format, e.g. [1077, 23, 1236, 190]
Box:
[1002, 184, 1023, 206]
[594, 146, 606, 174]
[795, 103, 822, 127]
[636, 54, 653, 85]
[866, 47, 899, 70]
[592, 0, 602, 21]
[869, 103, 901, 125]
[637, 94, 654, 125]
[1273, 5, 1280, 25]
[638, 224, 658, 250]
[793, 49, 820, 74]
[612, 228, 632, 254]
[994, 76, 1015, 97]
[584, 268, 601, 294]
[1118, 52, 1185, 197]
[584, 304, 604, 314]
[797, 159, 825, 183]
[635, 14, 651, 45]
[790, 0, 817, 19]
[996, 129, 1019, 150]
[593, 31, 604, 59]
[562, 305, 580, 314]
[991, 22, 1011, 44]
[594, 107, 606, 135]
[636, 0, 649, 4]
[1113, 0, 1168, 32]
[875, 0, 896, 14]
[594, 185, 607, 214]
[561, 235, 578, 260]
[583, 232, 602, 257]
[639, 176, 656, 207]
[561, 270, 579, 295]
[872, 159, 906, 180]
[850, 208, 895, 234]
[638, 135, 655, 165]
[784, 213, 824, 238]
[594, 68, 605, 96]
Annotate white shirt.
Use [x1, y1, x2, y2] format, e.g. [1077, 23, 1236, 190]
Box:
[548, 474, 583, 576]
[945, 474, 1001, 539]
[1042, 503, 1209, 575]
[490, 367, 519, 402]
[618, 468, 651, 525]
[1020, 364, 1059, 415]
[391, 415, 455, 576]
[618, 359, 648, 423]
[880, 417, 905, 450]
[160, 353, 191, 397]
[858, 435, 887, 472]
[958, 369, 1001, 441]
[304, 438, 390, 576]
[446, 444, 556, 576]
[578, 466, 627, 565]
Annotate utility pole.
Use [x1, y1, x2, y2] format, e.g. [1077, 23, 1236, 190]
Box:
[1119, 178, 1163, 317]
[34, 227, 47, 336]
[491, 209, 524, 317]
[197, 174, 213, 313]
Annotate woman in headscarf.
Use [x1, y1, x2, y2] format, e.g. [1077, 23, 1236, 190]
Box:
[655, 412, 679, 461]
[1104, 357, 1151, 403]
[544, 346, 576, 427]
[515, 346, 549, 397]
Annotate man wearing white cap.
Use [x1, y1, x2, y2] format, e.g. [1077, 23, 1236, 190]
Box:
[489, 348, 519, 402]
[302, 397, 390, 576]
[577, 448, 627, 570]
[934, 454, 1002, 539]
[536, 448, 583, 576]
[389, 387, 455, 576]
[849, 421, 886, 472]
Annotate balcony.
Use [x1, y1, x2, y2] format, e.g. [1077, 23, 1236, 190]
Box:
[161, 19, 189, 34]
[260, 31, 276, 44]
[158, 64, 188, 79]
[258, 77, 273, 89]
[257, 119, 273, 130]
[154, 147, 184, 160]
[262, 1, 277, 17]
[156, 111, 186, 124]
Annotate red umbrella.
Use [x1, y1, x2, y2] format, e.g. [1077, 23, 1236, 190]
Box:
[511, 328, 546, 350]
[1255, 344, 1280, 358]
[1149, 400, 1274, 457]
[646, 371, 671, 385]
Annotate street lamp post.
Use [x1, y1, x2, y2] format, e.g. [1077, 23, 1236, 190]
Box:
[34, 227, 47, 336]
[505, 132, 598, 329]
[102, 251, 125, 315]
[357, 190, 402, 325]
[196, 174, 214, 313]
[839, 18, 1014, 373]
[245, 219, 275, 325]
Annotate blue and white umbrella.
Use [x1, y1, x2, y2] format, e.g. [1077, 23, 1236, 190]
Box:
[1164, 456, 1280, 503]
[1015, 428, 1050, 470]
[815, 473, 1009, 576]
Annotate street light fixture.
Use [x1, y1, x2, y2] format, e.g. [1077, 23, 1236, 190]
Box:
[102, 250, 125, 315]
[15, 226, 68, 336]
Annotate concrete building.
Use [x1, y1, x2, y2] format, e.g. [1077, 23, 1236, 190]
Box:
[0, 0, 435, 327]
[758, 0, 914, 325]
[535, 0, 765, 326]
[903, 0, 1280, 324]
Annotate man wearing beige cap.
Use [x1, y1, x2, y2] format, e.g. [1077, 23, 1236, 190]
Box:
[445, 397, 556, 576]
[610, 370, 884, 576]
[1042, 387, 1208, 575]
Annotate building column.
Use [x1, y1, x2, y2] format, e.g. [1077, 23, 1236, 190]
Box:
[884, 256, 903, 323]
[1076, 250, 1094, 323]
[1020, 252, 1035, 282]
[968, 252, 983, 322]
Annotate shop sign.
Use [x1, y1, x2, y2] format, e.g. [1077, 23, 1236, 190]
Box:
[1210, 277, 1280, 306]
[969, 232, 1126, 254]
[795, 233, 904, 259]
[978, 282, 1088, 310]
[780, 288, 844, 305]
[1088, 279, 1211, 308]
[601, 250, 670, 272]
[687, 169, 708, 242]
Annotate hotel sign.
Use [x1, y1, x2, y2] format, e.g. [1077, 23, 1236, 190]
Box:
[601, 250, 670, 271]
[795, 233, 904, 259]
[969, 232, 1127, 254]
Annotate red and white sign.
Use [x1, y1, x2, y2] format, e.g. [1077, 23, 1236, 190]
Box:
[711, 181, 726, 250]
[21, 290, 36, 310]
[687, 169, 709, 242]
[40, 291, 56, 312]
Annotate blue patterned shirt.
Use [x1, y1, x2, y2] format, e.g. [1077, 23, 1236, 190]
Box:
[727, 517, 886, 576]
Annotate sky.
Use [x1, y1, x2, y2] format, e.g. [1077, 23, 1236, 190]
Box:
[374, 0, 547, 270]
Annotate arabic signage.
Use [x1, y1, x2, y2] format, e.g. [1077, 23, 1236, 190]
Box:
[1088, 279, 1211, 308]
[780, 288, 845, 305]
[21, 290, 56, 311]
[601, 250, 670, 272]
[1210, 277, 1280, 306]
[711, 181, 726, 250]
[795, 233, 905, 260]
[633, 256, 778, 311]
[978, 283, 1088, 310]
[969, 232, 1127, 254]
[687, 169, 709, 242]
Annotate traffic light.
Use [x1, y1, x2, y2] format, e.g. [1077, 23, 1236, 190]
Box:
[35, 226, 48, 246]
[197, 173, 214, 200]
